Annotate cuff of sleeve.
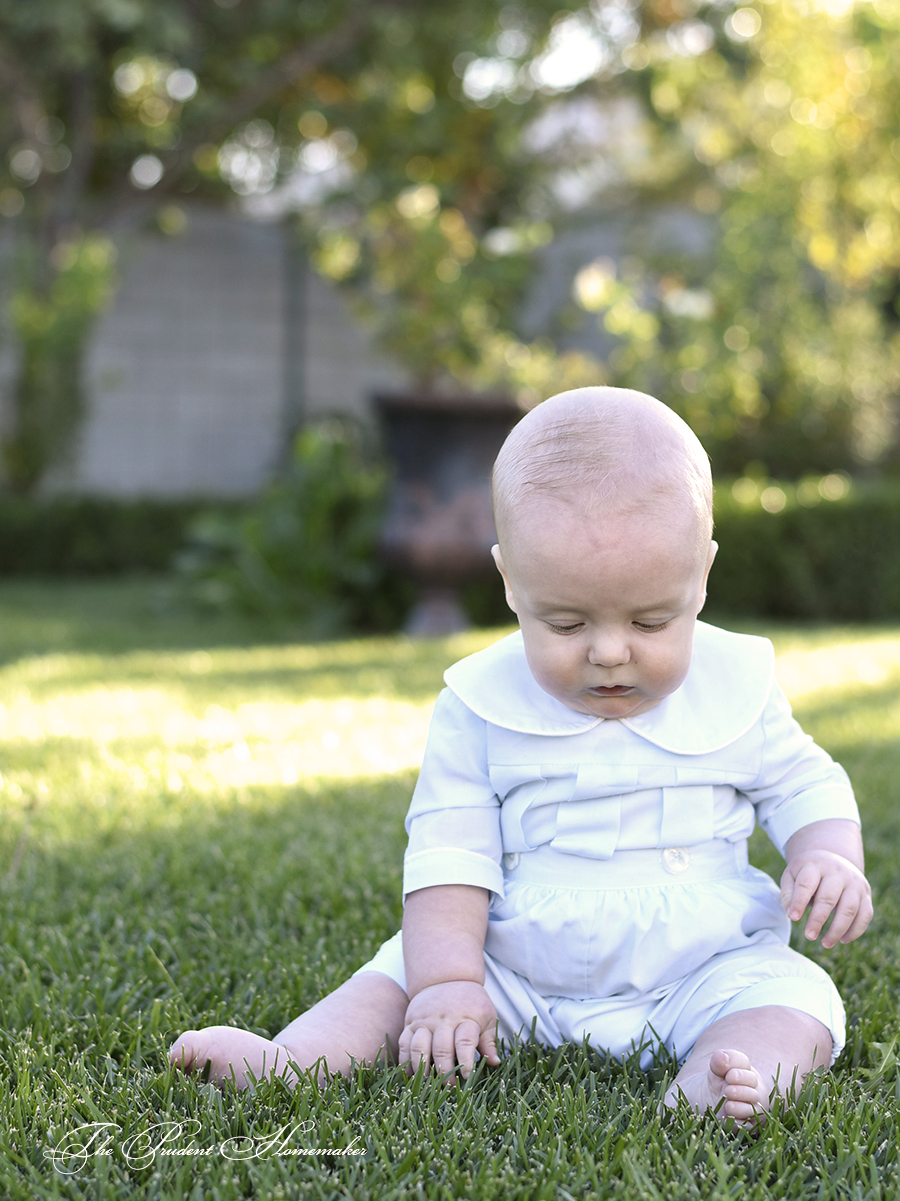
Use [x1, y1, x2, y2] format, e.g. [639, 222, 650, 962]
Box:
[402, 848, 505, 903]
[763, 789, 861, 858]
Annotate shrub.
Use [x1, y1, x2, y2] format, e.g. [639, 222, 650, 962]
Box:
[174, 423, 407, 634]
[0, 469, 898, 629]
[709, 476, 900, 621]
[0, 496, 207, 574]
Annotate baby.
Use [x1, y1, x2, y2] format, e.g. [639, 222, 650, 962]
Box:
[170, 386, 872, 1122]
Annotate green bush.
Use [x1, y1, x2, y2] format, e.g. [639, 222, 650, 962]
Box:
[466, 474, 900, 628]
[0, 496, 207, 575]
[0, 469, 898, 628]
[710, 476, 900, 621]
[175, 423, 410, 634]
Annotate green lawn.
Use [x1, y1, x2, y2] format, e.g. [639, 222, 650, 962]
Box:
[1, 579, 898, 1200]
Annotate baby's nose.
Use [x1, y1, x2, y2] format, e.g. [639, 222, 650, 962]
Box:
[587, 631, 631, 666]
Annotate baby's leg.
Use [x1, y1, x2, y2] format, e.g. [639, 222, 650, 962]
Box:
[664, 1005, 832, 1123]
[169, 971, 408, 1089]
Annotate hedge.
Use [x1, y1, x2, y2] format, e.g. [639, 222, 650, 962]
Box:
[0, 482, 898, 623]
[457, 479, 900, 627]
[709, 478, 900, 622]
[0, 498, 210, 575]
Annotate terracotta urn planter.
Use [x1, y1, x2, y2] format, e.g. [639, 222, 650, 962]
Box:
[375, 391, 522, 635]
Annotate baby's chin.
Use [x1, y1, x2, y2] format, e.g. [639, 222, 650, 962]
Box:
[550, 687, 666, 720]
[582, 691, 664, 719]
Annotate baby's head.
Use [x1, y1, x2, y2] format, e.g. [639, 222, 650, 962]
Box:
[491, 386, 716, 719]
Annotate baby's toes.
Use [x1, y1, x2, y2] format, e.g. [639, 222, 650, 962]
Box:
[169, 1031, 202, 1071]
[722, 1094, 762, 1123]
[724, 1072, 766, 1123]
[724, 1081, 762, 1106]
[708, 1048, 752, 1080]
[724, 1066, 761, 1092]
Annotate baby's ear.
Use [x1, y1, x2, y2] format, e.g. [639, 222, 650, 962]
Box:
[698, 540, 718, 611]
[491, 545, 518, 614]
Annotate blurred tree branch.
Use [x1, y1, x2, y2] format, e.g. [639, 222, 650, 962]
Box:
[0, 0, 600, 493]
[4, 0, 898, 494]
[103, 5, 378, 222]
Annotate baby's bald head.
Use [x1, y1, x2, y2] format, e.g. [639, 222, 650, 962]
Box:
[492, 387, 713, 564]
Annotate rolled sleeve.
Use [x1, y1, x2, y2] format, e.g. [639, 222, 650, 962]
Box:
[743, 682, 860, 857]
[402, 688, 504, 901]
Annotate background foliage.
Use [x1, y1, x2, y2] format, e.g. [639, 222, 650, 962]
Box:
[564, 0, 900, 476]
[709, 474, 900, 619]
[0, 496, 207, 575]
[0, 477, 896, 626]
[3, 0, 899, 491]
[174, 423, 405, 635]
[0, 0, 597, 492]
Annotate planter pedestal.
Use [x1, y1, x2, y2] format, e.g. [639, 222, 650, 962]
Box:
[375, 392, 522, 636]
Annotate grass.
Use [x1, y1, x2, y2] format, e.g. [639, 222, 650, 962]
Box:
[0, 578, 898, 1200]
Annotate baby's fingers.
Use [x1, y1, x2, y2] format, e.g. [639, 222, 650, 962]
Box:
[819, 889, 861, 947]
[398, 1024, 433, 1075]
[781, 862, 823, 923]
[432, 1022, 467, 1083]
[826, 887, 874, 947]
[804, 879, 844, 941]
[452, 1019, 483, 1082]
[477, 1023, 501, 1069]
[841, 890, 874, 943]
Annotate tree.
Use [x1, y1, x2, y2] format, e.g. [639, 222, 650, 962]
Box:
[0, 0, 599, 493]
[565, 0, 900, 476]
[8, 0, 893, 492]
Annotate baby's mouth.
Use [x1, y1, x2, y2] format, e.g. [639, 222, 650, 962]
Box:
[590, 686, 633, 696]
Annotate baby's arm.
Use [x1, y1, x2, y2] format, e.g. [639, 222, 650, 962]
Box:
[399, 883, 501, 1080]
[782, 818, 873, 947]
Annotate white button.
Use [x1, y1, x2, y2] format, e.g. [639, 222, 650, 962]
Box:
[662, 847, 690, 874]
[503, 852, 521, 871]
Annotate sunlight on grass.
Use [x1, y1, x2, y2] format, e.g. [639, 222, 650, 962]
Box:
[0, 628, 503, 816]
[775, 635, 900, 698]
[0, 626, 897, 812]
[0, 690, 433, 788]
[775, 635, 900, 752]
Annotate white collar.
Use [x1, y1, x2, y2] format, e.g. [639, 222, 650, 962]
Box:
[443, 620, 774, 755]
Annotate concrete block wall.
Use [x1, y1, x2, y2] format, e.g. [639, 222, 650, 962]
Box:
[64, 206, 405, 497]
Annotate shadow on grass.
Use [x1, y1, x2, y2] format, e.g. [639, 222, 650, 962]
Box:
[0, 577, 285, 661]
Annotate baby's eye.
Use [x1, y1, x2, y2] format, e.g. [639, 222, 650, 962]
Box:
[547, 622, 582, 634]
[634, 620, 671, 632]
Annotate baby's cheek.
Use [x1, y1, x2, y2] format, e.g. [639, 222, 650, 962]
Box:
[651, 653, 689, 697]
[532, 648, 571, 689]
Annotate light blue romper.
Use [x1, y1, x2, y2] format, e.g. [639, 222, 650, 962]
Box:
[357, 623, 858, 1065]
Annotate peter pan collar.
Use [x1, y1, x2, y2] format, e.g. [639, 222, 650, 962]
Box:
[443, 620, 775, 755]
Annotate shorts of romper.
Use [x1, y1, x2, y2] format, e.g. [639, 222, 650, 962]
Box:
[355, 839, 845, 1069]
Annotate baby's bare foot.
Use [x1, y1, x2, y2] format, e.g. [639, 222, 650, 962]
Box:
[665, 1048, 769, 1123]
[169, 1026, 300, 1090]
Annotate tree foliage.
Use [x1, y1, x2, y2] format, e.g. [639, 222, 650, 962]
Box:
[0, 0, 598, 492]
[1, 0, 899, 490]
[567, 0, 900, 475]
[175, 422, 392, 632]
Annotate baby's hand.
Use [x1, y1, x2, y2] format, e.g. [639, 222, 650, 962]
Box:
[399, 980, 501, 1082]
[780, 849, 873, 948]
